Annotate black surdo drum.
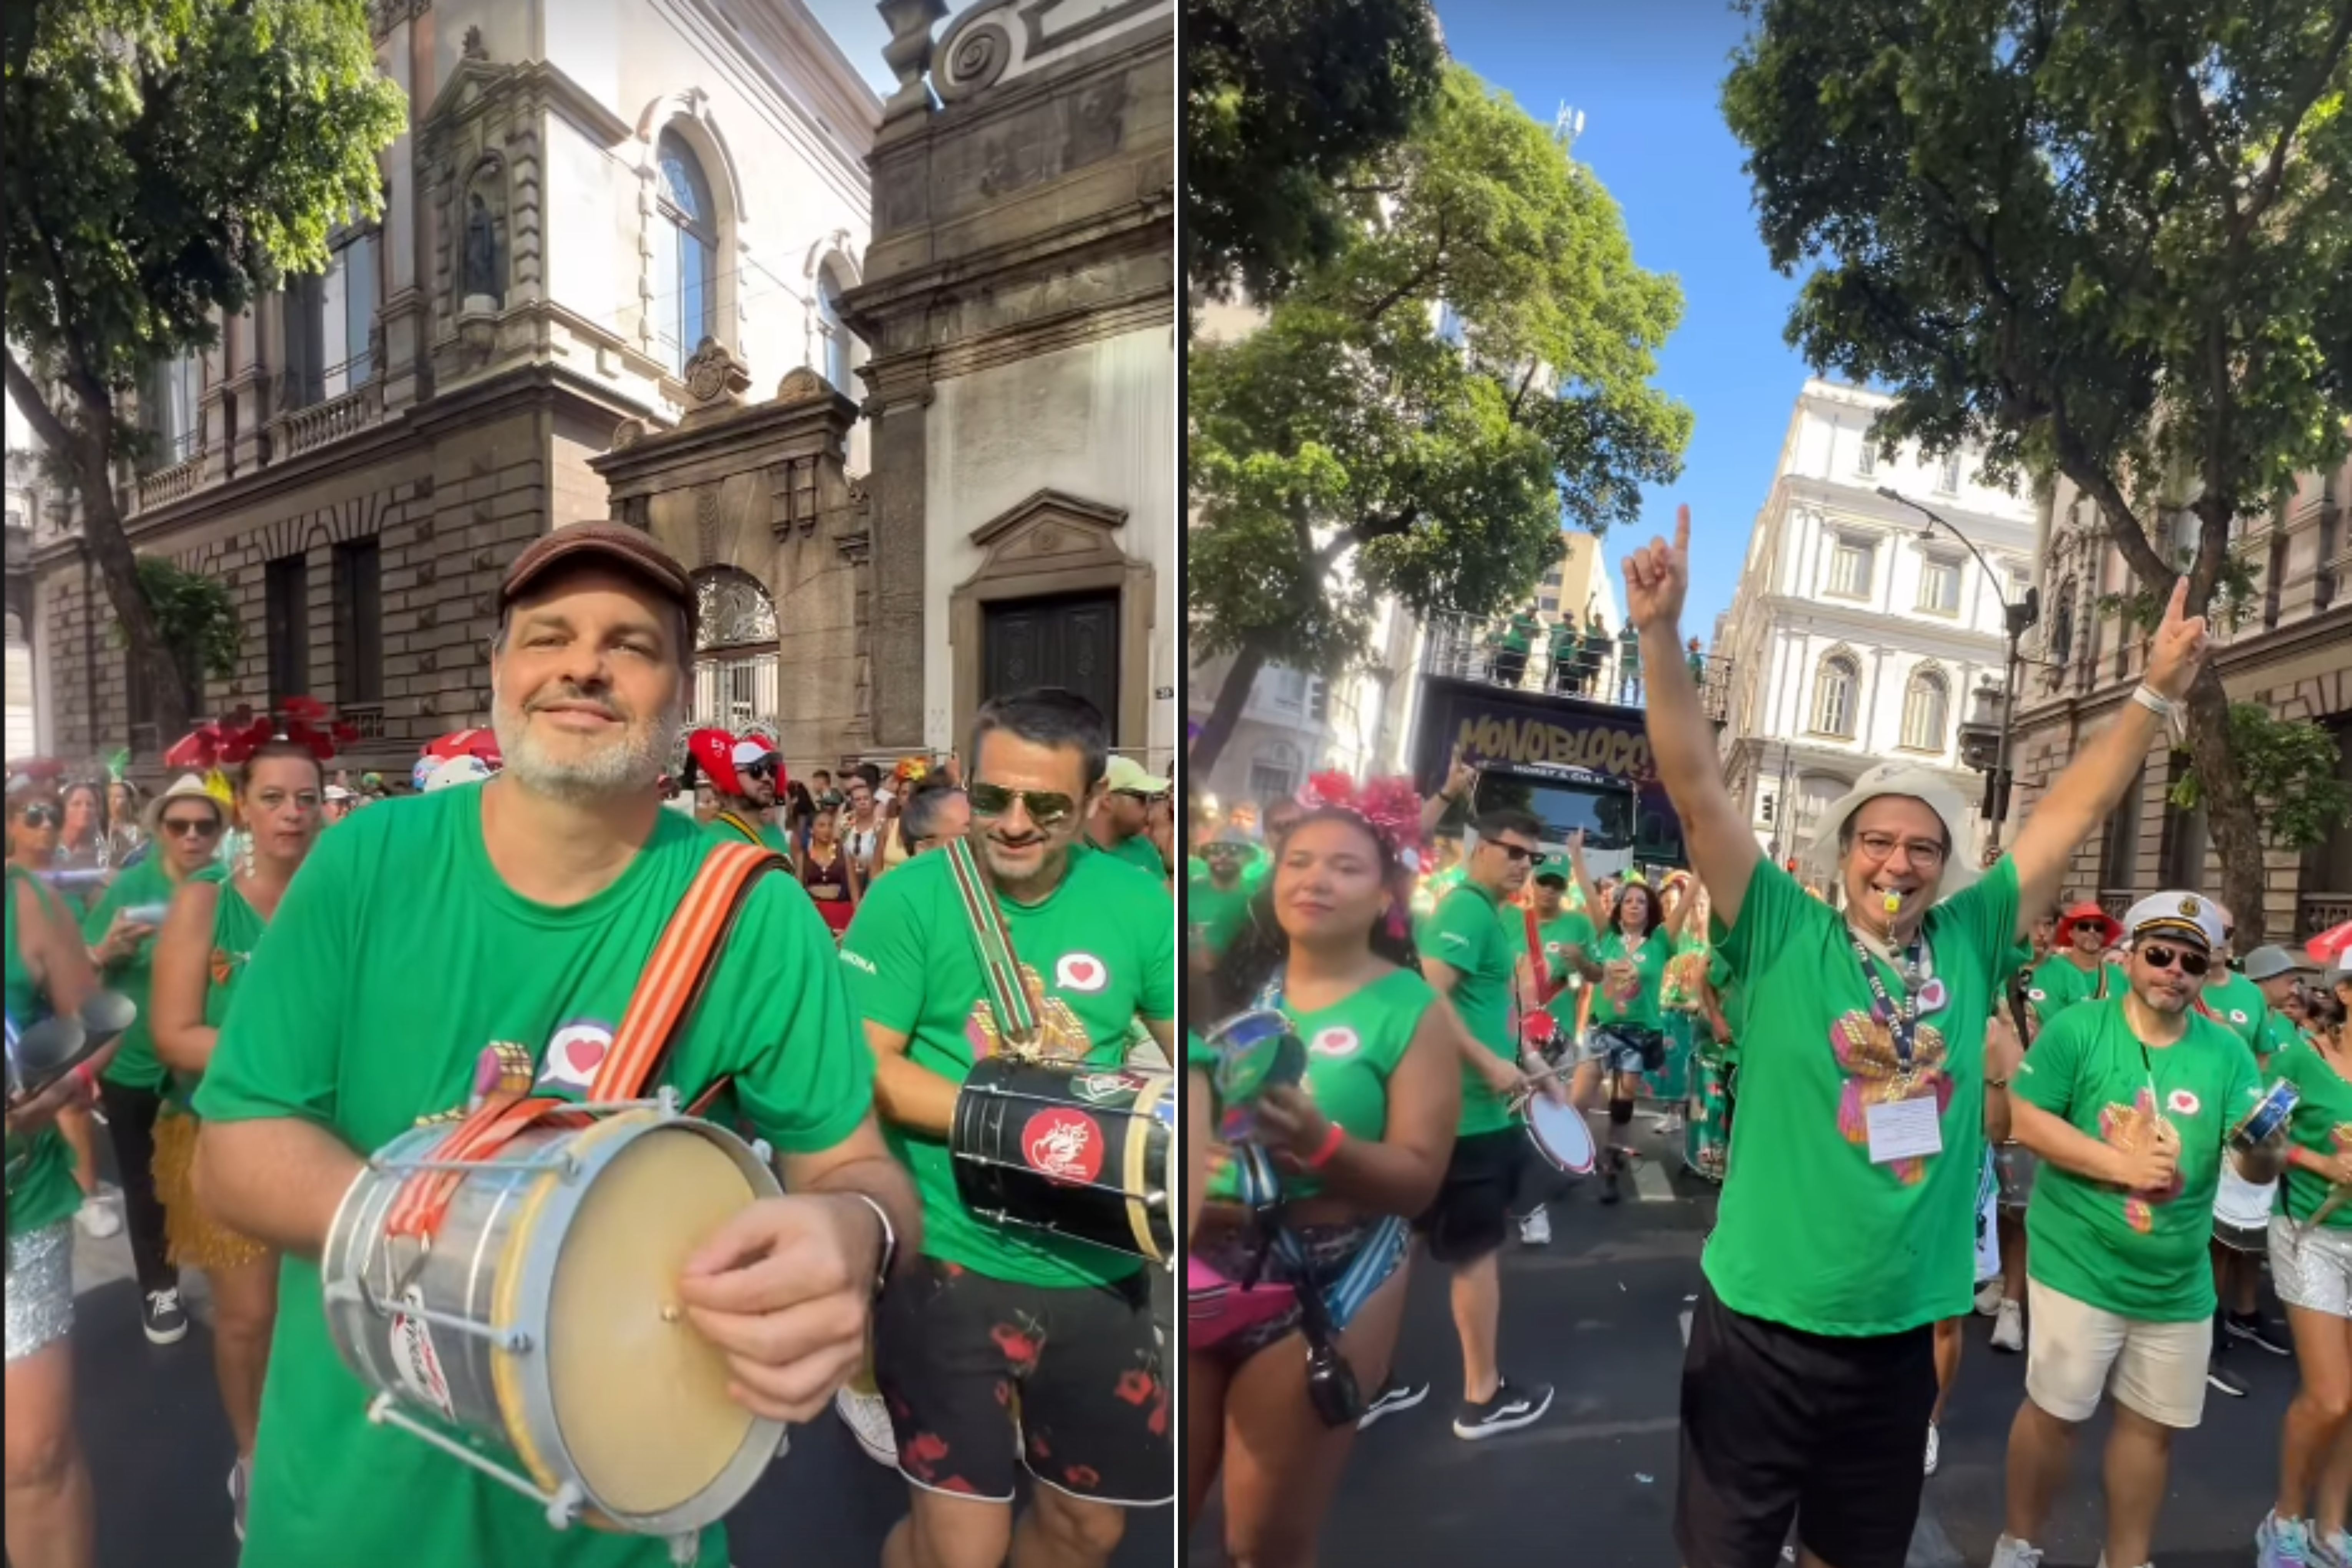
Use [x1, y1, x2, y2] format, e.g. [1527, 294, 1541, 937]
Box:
[951, 1056, 1176, 1264]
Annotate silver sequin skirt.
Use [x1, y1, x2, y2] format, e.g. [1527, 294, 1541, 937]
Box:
[4, 1219, 76, 1361]
[2271, 1214, 2352, 1319]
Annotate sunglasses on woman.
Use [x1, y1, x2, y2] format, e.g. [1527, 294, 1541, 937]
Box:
[967, 782, 1075, 829]
[159, 814, 222, 839]
[2138, 943, 2211, 977]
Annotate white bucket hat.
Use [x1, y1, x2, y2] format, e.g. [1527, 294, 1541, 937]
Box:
[142, 772, 226, 839]
[1799, 761, 1980, 904]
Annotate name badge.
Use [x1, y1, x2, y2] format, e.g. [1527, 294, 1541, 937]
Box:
[1865, 1096, 1944, 1164]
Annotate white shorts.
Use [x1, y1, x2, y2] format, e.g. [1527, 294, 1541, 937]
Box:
[2024, 1277, 2210, 1429]
[2272, 1215, 2352, 1319]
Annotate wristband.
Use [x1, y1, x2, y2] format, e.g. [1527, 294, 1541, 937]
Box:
[1302, 1122, 1345, 1170]
[2129, 684, 2174, 720]
[70, 1063, 99, 1101]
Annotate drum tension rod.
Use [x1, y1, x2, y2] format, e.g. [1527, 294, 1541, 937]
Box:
[355, 1280, 534, 1354]
[366, 1394, 581, 1528]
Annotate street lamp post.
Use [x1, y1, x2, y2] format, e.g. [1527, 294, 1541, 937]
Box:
[1876, 486, 2039, 852]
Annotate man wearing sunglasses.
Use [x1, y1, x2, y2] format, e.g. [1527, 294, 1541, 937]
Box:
[1992, 892, 2282, 1568]
[686, 728, 790, 854]
[1086, 754, 1173, 881]
[843, 687, 1175, 1568]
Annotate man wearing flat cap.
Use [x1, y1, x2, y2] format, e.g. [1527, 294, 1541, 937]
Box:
[1992, 890, 2284, 1568]
[189, 523, 917, 1568]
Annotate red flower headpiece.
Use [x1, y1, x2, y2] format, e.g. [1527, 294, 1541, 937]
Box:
[1296, 769, 1423, 859]
[164, 700, 359, 771]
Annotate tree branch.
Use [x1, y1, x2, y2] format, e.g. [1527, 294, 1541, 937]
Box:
[2051, 413, 2174, 593]
[2237, 0, 2352, 238]
[1507, 360, 1540, 421]
[2, 346, 84, 462]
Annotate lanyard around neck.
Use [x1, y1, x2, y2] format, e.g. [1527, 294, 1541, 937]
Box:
[1847, 932, 1924, 1073]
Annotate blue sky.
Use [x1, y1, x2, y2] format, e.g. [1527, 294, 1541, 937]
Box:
[800, 0, 1805, 638]
[1435, 0, 1812, 639]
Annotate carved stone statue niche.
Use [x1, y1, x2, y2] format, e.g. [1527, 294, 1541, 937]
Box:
[463, 191, 505, 308]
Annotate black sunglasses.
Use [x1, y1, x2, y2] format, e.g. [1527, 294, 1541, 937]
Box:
[740, 760, 777, 782]
[968, 781, 1076, 829]
[159, 815, 222, 839]
[16, 804, 60, 829]
[2139, 943, 2212, 977]
[1487, 842, 1537, 864]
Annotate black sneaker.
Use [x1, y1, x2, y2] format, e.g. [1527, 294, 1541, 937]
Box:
[2207, 1357, 2249, 1398]
[1357, 1379, 1428, 1431]
[143, 1287, 189, 1345]
[1452, 1377, 1554, 1439]
[2227, 1311, 2293, 1357]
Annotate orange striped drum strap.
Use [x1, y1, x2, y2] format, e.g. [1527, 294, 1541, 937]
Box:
[384, 841, 789, 1238]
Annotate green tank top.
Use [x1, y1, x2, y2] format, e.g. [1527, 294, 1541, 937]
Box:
[5, 866, 80, 1237]
[163, 865, 267, 1115]
[1208, 966, 1435, 1203]
[1591, 929, 1668, 1028]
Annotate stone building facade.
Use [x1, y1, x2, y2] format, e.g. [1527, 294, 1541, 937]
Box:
[21, 0, 877, 776]
[840, 0, 1176, 770]
[2007, 458, 2352, 942]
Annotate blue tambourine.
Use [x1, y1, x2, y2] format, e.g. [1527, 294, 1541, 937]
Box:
[1206, 1008, 1307, 1146]
[2232, 1079, 2300, 1151]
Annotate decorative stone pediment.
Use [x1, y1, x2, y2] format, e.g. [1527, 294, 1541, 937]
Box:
[965, 489, 1128, 575]
[681, 338, 752, 421]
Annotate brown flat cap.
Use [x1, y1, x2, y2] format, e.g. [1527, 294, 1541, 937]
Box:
[499, 523, 696, 643]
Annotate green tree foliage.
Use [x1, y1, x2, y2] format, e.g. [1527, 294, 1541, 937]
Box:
[117, 556, 241, 712]
[1185, 0, 1445, 310]
[3, 0, 404, 743]
[1188, 68, 1693, 771]
[2170, 703, 2352, 855]
[1722, 0, 2352, 942]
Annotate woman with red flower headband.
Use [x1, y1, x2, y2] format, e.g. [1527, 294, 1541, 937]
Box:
[148, 729, 331, 1540]
[1186, 771, 1462, 1566]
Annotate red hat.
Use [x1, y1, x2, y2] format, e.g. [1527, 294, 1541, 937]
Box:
[686, 728, 743, 797]
[2055, 900, 2123, 949]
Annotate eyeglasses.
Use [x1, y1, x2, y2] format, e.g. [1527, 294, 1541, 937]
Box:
[1113, 789, 1154, 803]
[2138, 943, 2212, 977]
[16, 804, 60, 829]
[1854, 831, 1948, 868]
[967, 782, 1076, 829]
[1487, 842, 1537, 865]
[159, 816, 221, 839]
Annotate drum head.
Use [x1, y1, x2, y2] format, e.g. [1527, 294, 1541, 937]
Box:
[545, 1124, 762, 1517]
[1526, 1097, 1596, 1174]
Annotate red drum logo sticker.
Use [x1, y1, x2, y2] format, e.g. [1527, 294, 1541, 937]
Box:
[389, 1285, 456, 1421]
[1023, 1108, 1104, 1186]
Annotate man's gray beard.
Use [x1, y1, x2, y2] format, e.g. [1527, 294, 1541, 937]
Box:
[492, 690, 682, 805]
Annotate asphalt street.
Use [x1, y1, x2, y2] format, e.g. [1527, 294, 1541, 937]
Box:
[60, 1173, 1174, 1568]
[1188, 1121, 2292, 1568]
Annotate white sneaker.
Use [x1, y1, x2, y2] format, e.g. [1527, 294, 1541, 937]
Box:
[75, 1198, 122, 1239]
[833, 1385, 897, 1467]
[1518, 1207, 1552, 1246]
[1991, 1299, 2024, 1353]
[1975, 1279, 2005, 1317]
[1923, 1422, 1940, 1476]
[1989, 1535, 2044, 1568]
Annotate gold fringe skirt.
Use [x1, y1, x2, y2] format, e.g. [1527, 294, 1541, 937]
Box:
[151, 1111, 270, 1272]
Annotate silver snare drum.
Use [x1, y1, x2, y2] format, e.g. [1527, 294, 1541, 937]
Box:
[322, 1100, 784, 1552]
[1995, 1141, 2039, 1212]
[2213, 1164, 2276, 1255]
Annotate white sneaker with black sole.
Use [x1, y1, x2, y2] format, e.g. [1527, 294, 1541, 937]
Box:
[1452, 1377, 1553, 1440]
[143, 1286, 189, 1345]
[1357, 1379, 1428, 1430]
[834, 1385, 899, 1467]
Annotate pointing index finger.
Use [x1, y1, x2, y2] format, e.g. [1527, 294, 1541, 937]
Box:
[2166, 575, 2188, 624]
[1675, 504, 1691, 554]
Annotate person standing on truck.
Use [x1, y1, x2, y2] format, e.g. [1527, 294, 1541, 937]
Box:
[1580, 611, 1613, 701]
[1617, 619, 1644, 705]
[1549, 615, 1584, 695]
[1487, 606, 1538, 689]
[1623, 502, 2209, 1568]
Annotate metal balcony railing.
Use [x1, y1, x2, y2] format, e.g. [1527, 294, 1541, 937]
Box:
[1419, 610, 1732, 721]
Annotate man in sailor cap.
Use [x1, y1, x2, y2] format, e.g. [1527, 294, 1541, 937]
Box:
[1991, 890, 2286, 1568]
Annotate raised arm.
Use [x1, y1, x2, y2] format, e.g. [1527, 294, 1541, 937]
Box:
[2004, 578, 2207, 941]
[1422, 747, 1477, 842]
[1626, 507, 1761, 927]
[1566, 829, 1606, 935]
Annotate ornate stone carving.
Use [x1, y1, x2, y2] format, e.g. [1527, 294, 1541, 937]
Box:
[683, 338, 751, 409]
[609, 418, 648, 452]
[694, 567, 777, 650]
[695, 487, 721, 566]
[774, 367, 831, 406]
[877, 0, 950, 121]
[462, 24, 487, 61]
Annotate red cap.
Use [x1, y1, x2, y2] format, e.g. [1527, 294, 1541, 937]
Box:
[500, 523, 696, 645]
[686, 728, 742, 797]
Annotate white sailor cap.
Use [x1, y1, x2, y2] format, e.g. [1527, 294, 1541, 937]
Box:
[2123, 890, 2225, 952]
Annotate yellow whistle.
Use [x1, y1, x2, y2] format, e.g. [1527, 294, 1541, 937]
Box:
[1882, 891, 1903, 917]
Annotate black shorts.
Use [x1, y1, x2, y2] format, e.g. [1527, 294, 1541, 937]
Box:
[1676, 1279, 1937, 1568]
[1415, 1128, 1525, 1264]
[873, 1256, 1170, 1507]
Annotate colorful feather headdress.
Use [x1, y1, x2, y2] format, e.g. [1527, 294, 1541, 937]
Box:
[164, 700, 359, 806]
[1296, 769, 1423, 859]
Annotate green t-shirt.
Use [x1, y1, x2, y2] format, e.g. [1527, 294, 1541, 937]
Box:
[1532, 909, 1596, 1031]
[83, 854, 180, 1091]
[194, 788, 874, 1568]
[2256, 1007, 2303, 1066]
[838, 847, 1175, 1289]
[1418, 882, 1516, 1136]
[158, 865, 269, 1115]
[1496, 615, 1535, 654]
[1188, 877, 1253, 960]
[2201, 970, 2269, 1051]
[2026, 953, 2110, 1030]
[1206, 968, 1436, 1203]
[5, 867, 80, 1239]
[2269, 1036, 2352, 1227]
[2016, 995, 2262, 1321]
[1703, 856, 2021, 1335]
[704, 811, 792, 856]
[1590, 929, 1669, 1028]
[1098, 831, 1168, 881]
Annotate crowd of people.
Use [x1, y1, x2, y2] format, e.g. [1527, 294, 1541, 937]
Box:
[1184, 504, 2352, 1568]
[4, 520, 1179, 1568]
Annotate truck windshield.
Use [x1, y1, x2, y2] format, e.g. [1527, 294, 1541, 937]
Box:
[1472, 775, 1637, 850]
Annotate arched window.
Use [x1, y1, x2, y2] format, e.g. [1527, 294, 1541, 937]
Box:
[654, 132, 718, 377]
[690, 566, 777, 734]
[1900, 667, 1949, 751]
[816, 263, 856, 393]
[1812, 653, 1859, 738]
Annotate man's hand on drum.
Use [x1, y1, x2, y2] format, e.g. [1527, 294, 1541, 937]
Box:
[675, 1194, 887, 1423]
[1519, 1050, 1567, 1106]
[1477, 1052, 1531, 1104]
[1255, 1084, 1335, 1174]
[5, 1064, 99, 1138]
